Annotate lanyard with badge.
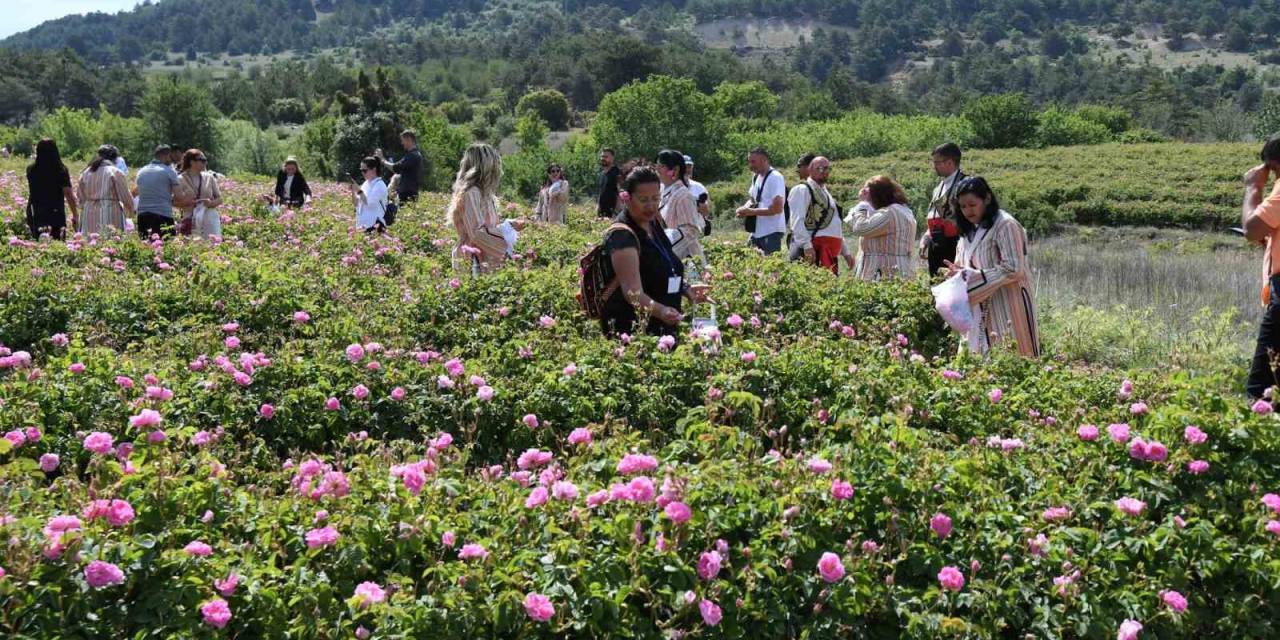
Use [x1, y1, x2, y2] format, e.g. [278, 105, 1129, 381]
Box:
[647, 222, 682, 295]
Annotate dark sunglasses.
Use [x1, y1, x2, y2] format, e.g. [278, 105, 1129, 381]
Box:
[194, 157, 208, 162]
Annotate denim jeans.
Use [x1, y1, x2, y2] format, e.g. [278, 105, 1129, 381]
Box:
[749, 232, 784, 255]
[1247, 274, 1280, 399]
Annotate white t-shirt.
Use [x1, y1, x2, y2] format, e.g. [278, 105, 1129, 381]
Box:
[688, 179, 708, 204]
[788, 180, 843, 249]
[356, 178, 388, 229]
[748, 169, 786, 237]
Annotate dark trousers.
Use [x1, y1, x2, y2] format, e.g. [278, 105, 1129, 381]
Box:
[398, 191, 418, 204]
[927, 236, 960, 277]
[749, 232, 785, 255]
[1247, 274, 1280, 399]
[137, 212, 175, 239]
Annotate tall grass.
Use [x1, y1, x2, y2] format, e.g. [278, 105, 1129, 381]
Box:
[1032, 226, 1256, 373]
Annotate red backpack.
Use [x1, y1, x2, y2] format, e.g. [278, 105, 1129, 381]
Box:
[577, 223, 637, 319]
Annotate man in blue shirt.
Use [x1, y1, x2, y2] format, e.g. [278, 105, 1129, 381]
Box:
[134, 145, 188, 239]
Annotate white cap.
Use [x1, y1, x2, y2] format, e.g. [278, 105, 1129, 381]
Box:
[683, 155, 694, 166]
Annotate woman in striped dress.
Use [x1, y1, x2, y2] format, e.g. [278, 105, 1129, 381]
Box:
[76, 145, 134, 236]
[845, 175, 916, 281]
[944, 176, 1040, 358]
[656, 149, 706, 265]
[448, 144, 526, 274]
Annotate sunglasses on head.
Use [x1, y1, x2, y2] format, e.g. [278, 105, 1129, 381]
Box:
[194, 156, 207, 162]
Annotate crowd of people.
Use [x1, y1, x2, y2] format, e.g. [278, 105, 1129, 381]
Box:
[577, 142, 1039, 357]
[19, 125, 1280, 395]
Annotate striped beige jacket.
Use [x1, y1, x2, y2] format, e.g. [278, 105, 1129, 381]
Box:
[958, 211, 1040, 358]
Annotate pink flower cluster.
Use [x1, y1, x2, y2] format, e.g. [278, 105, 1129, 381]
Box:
[291, 459, 351, 500]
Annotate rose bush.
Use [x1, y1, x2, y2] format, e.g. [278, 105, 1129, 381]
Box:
[0, 170, 1278, 637]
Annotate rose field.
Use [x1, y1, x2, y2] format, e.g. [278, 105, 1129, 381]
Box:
[2, 167, 1280, 639]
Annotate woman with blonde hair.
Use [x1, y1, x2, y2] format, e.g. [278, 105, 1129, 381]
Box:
[448, 143, 526, 273]
[534, 163, 569, 224]
[77, 145, 135, 235]
[845, 175, 916, 281]
[177, 149, 223, 238]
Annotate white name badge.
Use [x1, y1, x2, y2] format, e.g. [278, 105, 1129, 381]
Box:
[668, 277, 682, 294]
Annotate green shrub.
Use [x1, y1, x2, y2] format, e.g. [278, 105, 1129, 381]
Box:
[963, 93, 1038, 148]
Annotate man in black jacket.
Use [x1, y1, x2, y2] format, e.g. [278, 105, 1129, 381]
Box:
[597, 148, 620, 218]
[376, 130, 424, 203]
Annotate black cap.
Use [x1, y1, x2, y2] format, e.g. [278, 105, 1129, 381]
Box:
[153, 144, 171, 156]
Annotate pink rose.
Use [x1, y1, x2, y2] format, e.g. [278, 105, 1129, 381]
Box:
[937, 566, 965, 591]
[522, 414, 539, 429]
[352, 384, 369, 400]
[567, 428, 592, 445]
[930, 512, 952, 539]
[259, 404, 275, 419]
[1117, 619, 1143, 640]
[476, 385, 495, 401]
[1159, 589, 1187, 613]
[1183, 426, 1207, 444]
[988, 388, 1003, 403]
[293, 311, 310, 323]
[200, 598, 232, 629]
[214, 573, 239, 596]
[817, 551, 845, 583]
[1107, 423, 1130, 443]
[617, 453, 658, 475]
[325, 397, 340, 411]
[524, 592, 555, 622]
[184, 541, 213, 557]
[830, 479, 854, 501]
[345, 344, 365, 362]
[305, 526, 339, 549]
[1077, 424, 1099, 441]
[39, 453, 60, 473]
[740, 351, 757, 363]
[1187, 460, 1209, 474]
[697, 550, 722, 581]
[1252, 399, 1273, 415]
[551, 480, 579, 501]
[664, 501, 692, 524]
[83, 431, 114, 454]
[525, 486, 549, 509]
[698, 599, 722, 626]
[1115, 496, 1146, 517]
[84, 560, 125, 589]
[458, 543, 488, 560]
[353, 582, 386, 607]
[806, 457, 832, 474]
[441, 531, 456, 547]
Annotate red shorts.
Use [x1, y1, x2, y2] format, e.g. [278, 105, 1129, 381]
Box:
[812, 236, 843, 274]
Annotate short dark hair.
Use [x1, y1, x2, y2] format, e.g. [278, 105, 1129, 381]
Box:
[1262, 138, 1280, 164]
[153, 144, 171, 158]
[622, 165, 660, 193]
[954, 176, 1001, 236]
[361, 157, 380, 172]
[749, 146, 770, 160]
[932, 142, 963, 163]
[601, 148, 615, 156]
[796, 153, 816, 169]
[400, 129, 417, 142]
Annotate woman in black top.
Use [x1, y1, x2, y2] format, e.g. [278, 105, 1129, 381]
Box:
[25, 139, 78, 239]
[272, 157, 312, 208]
[600, 166, 709, 337]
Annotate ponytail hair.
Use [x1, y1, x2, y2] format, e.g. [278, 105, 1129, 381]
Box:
[655, 149, 688, 186]
[89, 145, 119, 173]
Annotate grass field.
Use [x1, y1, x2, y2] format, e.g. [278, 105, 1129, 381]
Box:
[708, 142, 1255, 235]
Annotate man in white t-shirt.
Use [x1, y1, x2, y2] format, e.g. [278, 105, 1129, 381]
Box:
[736, 147, 786, 255]
[684, 155, 710, 231]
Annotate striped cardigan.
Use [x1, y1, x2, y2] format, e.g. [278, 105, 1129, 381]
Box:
[957, 211, 1040, 358]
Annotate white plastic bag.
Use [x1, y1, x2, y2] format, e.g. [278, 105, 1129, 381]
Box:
[932, 272, 974, 335]
[498, 220, 519, 255]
